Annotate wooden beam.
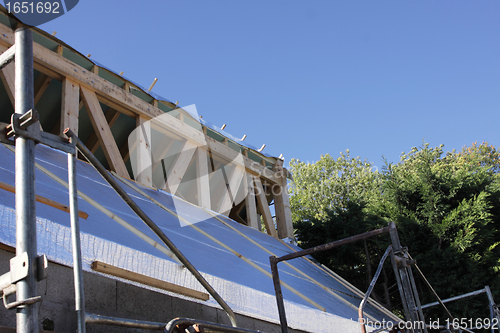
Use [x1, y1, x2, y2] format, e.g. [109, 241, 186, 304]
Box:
[0, 28, 281, 183]
[0, 23, 282, 184]
[34, 73, 52, 105]
[272, 160, 294, 239]
[164, 140, 197, 195]
[150, 136, 175, 174]
[85, 108, 120, 153]
[135, 116, 153, 187]
[218, 166, 245, 216]
[0, 242, 15, 253]
[91, 261, 209, 301]
[151, 114, 280, 185]
[195, 147, 211, 209]
[0, 180, 89, 219]
[253, 176, 277, 238]
[120, 139, 131, 163]
[0, 62, 15, 107]
[245, 174, 259, 230]
[60, 77, 80, 136]
[80, 86, 129, 178]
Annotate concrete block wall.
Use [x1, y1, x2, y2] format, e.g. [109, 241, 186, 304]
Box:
[0, 249, 309, 333]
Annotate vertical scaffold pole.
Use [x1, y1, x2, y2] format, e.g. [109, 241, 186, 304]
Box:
[68, 144, 86, 333]
[14, 25, 37, 333]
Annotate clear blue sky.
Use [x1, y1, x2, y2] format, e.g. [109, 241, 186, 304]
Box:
[39, 1, 500, 171]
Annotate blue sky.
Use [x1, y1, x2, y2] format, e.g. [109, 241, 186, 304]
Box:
[39, 1, 500, 171]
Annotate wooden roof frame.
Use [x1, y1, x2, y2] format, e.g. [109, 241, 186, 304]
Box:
[0, 17, 294, 239]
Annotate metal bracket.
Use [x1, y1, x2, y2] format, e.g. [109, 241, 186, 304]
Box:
[3, 293, 42, 310]
[36, 254, 48, 281]
[1, 253, 48, 310]
[0, 109, 76, 154]
[10, 252, 29, 284]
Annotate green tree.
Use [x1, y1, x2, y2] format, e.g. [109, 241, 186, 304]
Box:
[290, 151, 391, 306]
[290, 142, 500, 321]
[383, 142, 500, 319]
[289, 150, 380, 222]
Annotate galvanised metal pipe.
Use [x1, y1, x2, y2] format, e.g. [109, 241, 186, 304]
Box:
[358, 245, 392, 333]
[406, 264, 428, 333]
[14, 25, 37, 333]
[408, 253, 453, 321]
[166, 318, 263, 333]
[65, 128, 238, 327]
[276, 226, 390, 263]
[269, 256, 288, 333]
[68, 144, 86, 333]
[85, 313, 165, 330]
[0, 271, 11, 292]
[0, 45, 15, 70]
[484, 286, 497, 333]
[419, 288, 486, 310]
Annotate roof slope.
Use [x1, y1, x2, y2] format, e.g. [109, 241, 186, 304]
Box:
[0, 143, 398, 332]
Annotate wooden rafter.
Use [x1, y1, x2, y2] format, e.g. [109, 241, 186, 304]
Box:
[218, 166, 245, 216]
[85, 108, 120, 153]
[135, 116, 153, 187]
[254, 176, 277, 238]
[245, 174, 259, 230]
[0, 62, 14, 107]
[195, 147, 211, 209]
[150, 134, 176, 173]
[34, 73, 52, 105]
[0, 25, 282, 186]
[60, 77, 80, 136]
[273, 160, 294, 239]
[80, 86, 129, 178]
[163, 140, 197, 195]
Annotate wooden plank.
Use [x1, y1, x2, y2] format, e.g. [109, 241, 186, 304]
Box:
[164, 140, 197, 195]
[135, 116, 153, 187]
[0, 62, 15, 107]
[195, 147, 211, 209]
[218, 166, 245, 216]
[253, 176, 277, 238]
[60, 77, 80, 136]
[152, 114, 280, 185]
[34, 73, 52, 105]
[86, 108, 120, 153]
[0, 242, 15, 253]
[120, 139, 131, 163]
[91, 261, 209, 301]
[80, 86, 129, 178]
[150, 136, 175, 173]
[272, 160, 294, 239]
[245, 174, 259, 230]
[0, 180, 89, 219]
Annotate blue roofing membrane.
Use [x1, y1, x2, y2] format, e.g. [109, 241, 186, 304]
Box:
[0, 143, 399, 332]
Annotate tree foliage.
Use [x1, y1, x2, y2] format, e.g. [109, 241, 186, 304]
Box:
[289, 150, 380, 222]
[290, 142, 500, 321]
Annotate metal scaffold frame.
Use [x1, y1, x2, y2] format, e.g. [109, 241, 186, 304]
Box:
[269, 222, 427, 333]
